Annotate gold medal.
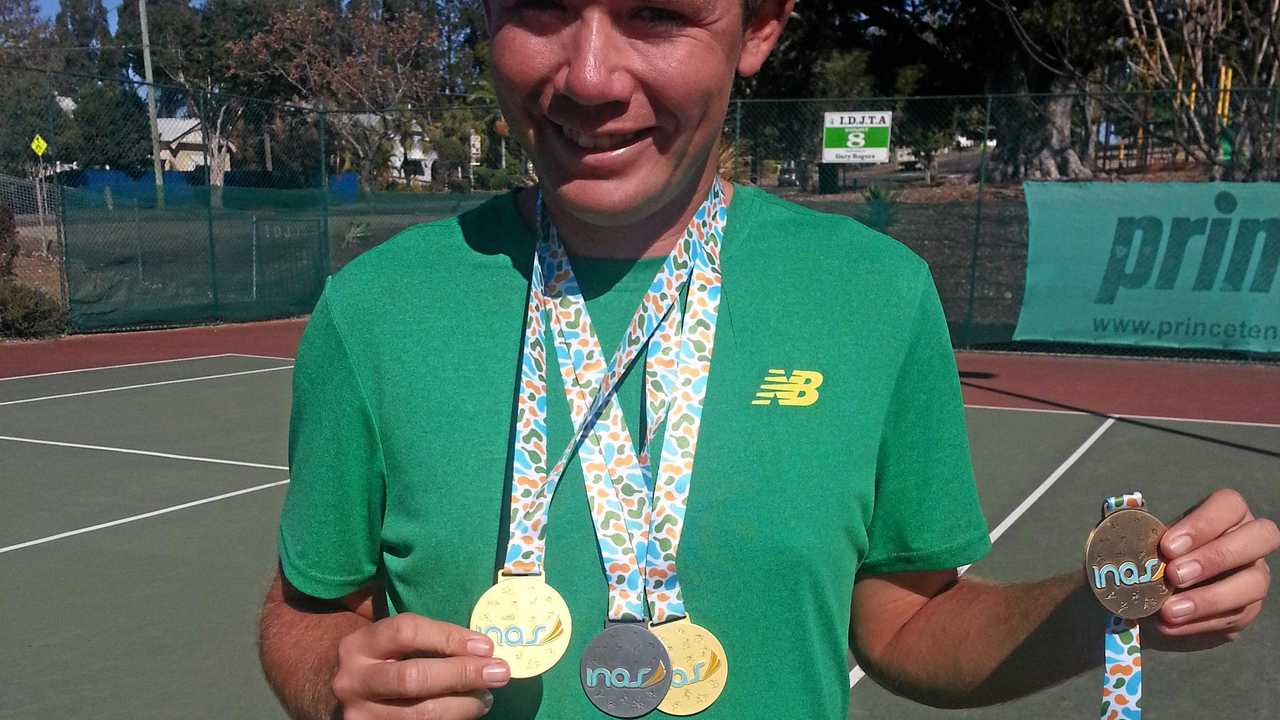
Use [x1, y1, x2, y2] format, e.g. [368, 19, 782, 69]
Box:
[1084, 508, 1171, 619]
[469, 574, 571, 678]
[651, 618, 728, 715]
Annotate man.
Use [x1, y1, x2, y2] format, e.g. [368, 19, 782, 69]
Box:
[259, 2, 1279, 719]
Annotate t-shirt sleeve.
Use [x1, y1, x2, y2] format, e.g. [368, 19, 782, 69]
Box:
[277, 286, 386, 599]
[859, 266, 991, 576]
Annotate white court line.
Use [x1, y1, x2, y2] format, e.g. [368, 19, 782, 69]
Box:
[0, 365, 293, 407]
[229, 352, 296, 362]
[0, 353, 237, 383]
[0, 479, 291, 555]
[964, 402, 1280, 429]
[848, 417, 1118, 689]
[0, 435, 288, 470]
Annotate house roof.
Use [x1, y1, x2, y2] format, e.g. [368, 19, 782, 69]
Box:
[156, 118, 201, 144]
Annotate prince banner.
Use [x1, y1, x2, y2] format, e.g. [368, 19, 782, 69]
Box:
[1015, 182, 1280, 353]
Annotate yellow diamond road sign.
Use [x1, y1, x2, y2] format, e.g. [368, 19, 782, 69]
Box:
[30, 134, 47, 157]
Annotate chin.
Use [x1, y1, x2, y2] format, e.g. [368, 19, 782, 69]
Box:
[546, 175, 677, 227]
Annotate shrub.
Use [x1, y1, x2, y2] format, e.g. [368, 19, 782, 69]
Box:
[0, 280, 67, 338]
[472, 167, 496, 190]
[447, 177, 470, 194]
[0, 205, 16, 278]
[859, 185, 901, 233]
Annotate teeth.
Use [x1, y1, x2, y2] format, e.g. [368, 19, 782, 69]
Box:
[561, 125, 642, 151]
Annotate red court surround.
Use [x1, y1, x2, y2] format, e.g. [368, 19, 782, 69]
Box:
[2, 322, 1277, 424]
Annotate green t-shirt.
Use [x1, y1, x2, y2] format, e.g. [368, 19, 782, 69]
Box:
[278, 185, 991, 719]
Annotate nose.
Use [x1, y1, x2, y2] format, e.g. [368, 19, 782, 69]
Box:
[555, 9, 634, 106]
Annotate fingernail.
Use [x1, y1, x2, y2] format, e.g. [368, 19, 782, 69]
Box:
[1166, 598, 1194, 619]
[1167, 534, 1193, 555]
[467, 638, 493, 656]
[483, 662, 510, 684]
[480, 689, 494, 708]
[1173, 559, 1202, 585]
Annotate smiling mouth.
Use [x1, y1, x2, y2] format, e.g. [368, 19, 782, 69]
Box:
[558, 123, 651, 152]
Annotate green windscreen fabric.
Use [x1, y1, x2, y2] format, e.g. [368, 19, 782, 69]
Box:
[1015, 182, 1280, 353]
[60, 185, 492, 332]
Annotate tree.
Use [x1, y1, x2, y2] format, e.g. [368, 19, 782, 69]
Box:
[231, 3, 443, 194]
[1118, 0, 1280, 180]
[815, 49, 874, 99]
[51, 0, 123, 83]
[61, 82, 152, 171]
[0, 0, 43, 52]
[114, 0, 278, 204]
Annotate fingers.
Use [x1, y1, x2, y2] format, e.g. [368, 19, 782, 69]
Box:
[1153, 600, 1263, 638]
[1160, 489, 1252, 559]
[343, 690, 495, 720]
[355, 656, 511, 700]
[1165, 517, 1280, 587]
[1159, 559, 1270, 627]
[354, 613, 495, 661]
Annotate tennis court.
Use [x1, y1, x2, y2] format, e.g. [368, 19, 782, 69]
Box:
[0, 328, 1276, 719]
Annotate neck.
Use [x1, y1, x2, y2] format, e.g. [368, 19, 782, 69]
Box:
[519, 164, 733, 260]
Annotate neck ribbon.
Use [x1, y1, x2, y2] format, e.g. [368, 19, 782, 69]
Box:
[502, 178, 727, 624]
[1100, 492, 1147, 720]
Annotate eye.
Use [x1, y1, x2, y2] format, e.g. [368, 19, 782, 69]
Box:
[632, 5, 688, 27]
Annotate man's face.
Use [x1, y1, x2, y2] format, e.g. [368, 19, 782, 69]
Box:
[488, 0, 747, 226]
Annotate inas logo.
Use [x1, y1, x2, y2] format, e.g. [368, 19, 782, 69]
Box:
[1091, 558, 1165, 590]
[1096, 191, 1279, 304]
[584, 661, 667, 689]
[474, 618, 564, 647]
[671, 652, 723, 689]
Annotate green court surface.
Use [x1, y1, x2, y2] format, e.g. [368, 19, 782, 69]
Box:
[0, 354, 1276, 719]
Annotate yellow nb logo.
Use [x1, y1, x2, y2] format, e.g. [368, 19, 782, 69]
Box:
[752, 369, 824, 407]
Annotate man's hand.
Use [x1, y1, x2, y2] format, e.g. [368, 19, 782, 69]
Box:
[1151, 489, 1280, 644]
[334, 614, 511, 720]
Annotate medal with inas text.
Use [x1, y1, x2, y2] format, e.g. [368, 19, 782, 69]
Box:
[536, 179, 731, 716]
[1083, 492, 1171, 720]
[468, 237, 576, 678]
[470, 574, 571, 678]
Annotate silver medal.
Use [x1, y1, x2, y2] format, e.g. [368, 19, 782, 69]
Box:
[580, 623, 673, 718]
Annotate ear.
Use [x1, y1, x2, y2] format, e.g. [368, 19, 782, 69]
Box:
[737, 0, 795, 78]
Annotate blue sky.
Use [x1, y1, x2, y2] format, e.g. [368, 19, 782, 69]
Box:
[38, 0, 126, 33]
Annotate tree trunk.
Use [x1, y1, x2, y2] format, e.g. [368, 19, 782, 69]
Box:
[1043, 80, 1093, 180]
[357, 155, 376, 197]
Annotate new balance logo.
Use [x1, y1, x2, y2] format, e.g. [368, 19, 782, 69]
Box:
[752, 369, 823, 406]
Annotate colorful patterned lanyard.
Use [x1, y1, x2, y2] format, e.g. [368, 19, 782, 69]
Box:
[500, 185, 699, 583]
[1090, 492, 1170, 720]
[539, 178, 727, 623]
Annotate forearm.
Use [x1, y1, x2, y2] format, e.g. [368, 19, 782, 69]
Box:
[259, 574, 372, 720]
[859, 571, 1107, 708]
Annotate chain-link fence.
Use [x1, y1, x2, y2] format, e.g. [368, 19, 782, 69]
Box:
[722, 90, 1279, 359]
[2, 65, 1276, 357]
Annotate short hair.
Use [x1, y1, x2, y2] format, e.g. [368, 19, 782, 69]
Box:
[744, 0, 762, 18]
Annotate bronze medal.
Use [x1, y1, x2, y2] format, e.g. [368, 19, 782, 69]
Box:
[1083, 508, 1171, 619]
[652, 618, 728, 716]
[469, 574, 571, 678]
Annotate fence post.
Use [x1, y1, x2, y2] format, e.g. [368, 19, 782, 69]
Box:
[961, 94, 993, 349]
[134, 198, 143, 282]
[46, 71, 71, 315]
[199, 88, 220, 314]
[1271, 88, 1279, 181]
[318, 104, 332, 281]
